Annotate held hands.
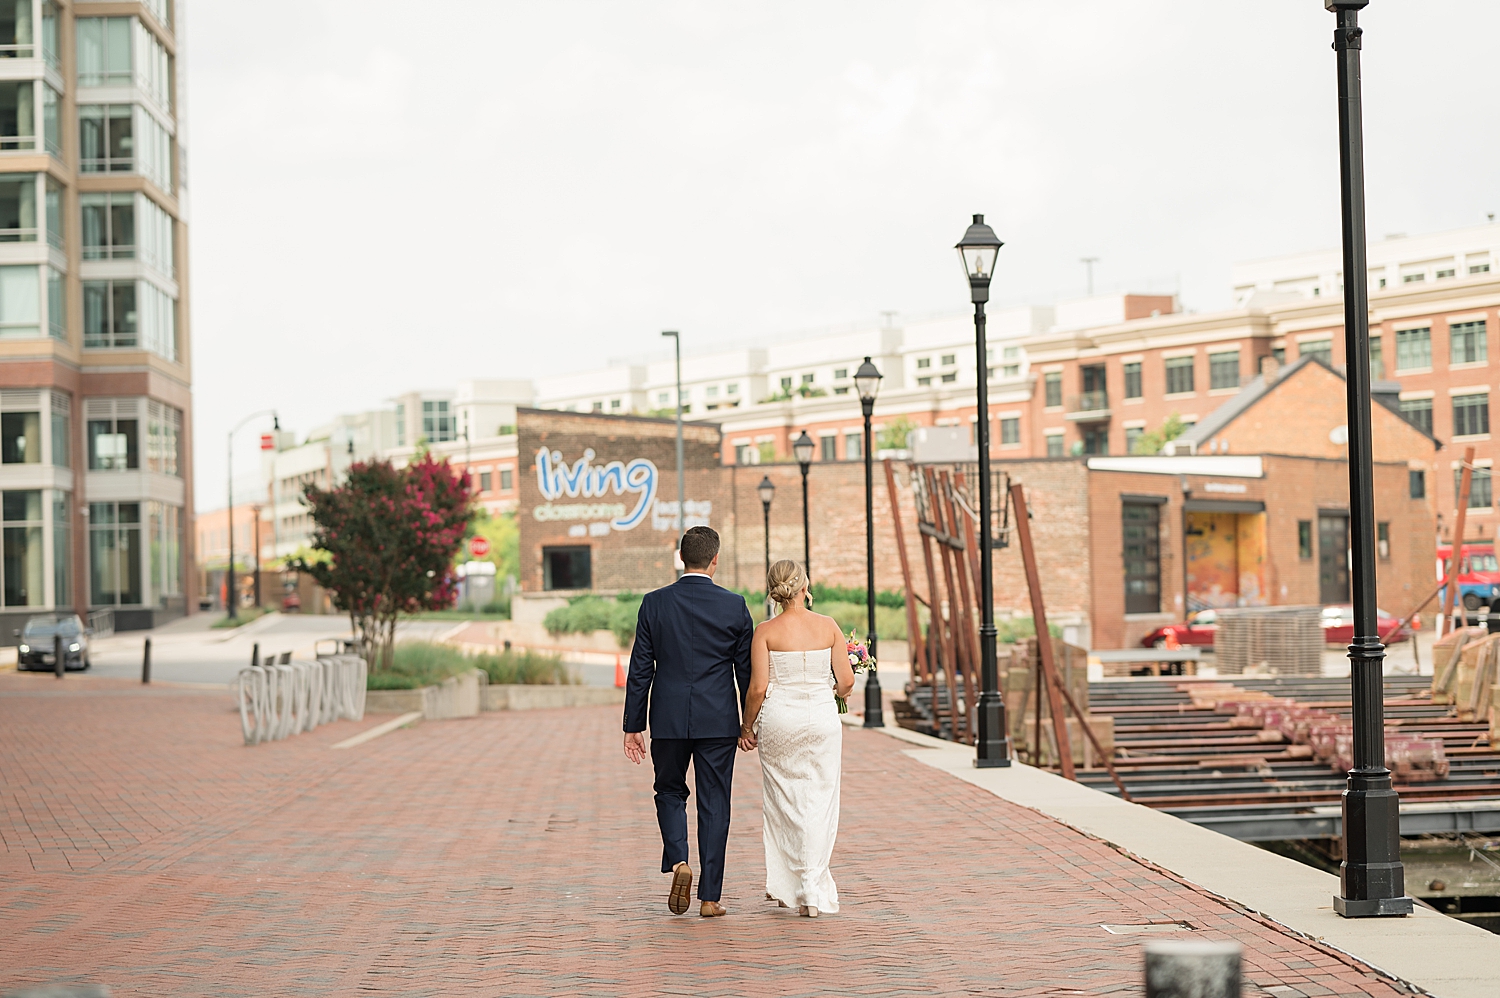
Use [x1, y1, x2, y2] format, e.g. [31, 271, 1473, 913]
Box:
[739, 725, 758, 752]
[623, 731, 647, 764]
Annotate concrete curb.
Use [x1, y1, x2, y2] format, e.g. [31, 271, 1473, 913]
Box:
[860, 721, 1500, 998]
[331, 711, 423, 750]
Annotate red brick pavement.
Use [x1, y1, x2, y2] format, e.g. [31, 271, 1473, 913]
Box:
[0, 672, 1412, 997]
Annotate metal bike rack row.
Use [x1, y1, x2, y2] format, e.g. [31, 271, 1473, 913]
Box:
[237, 648, 367, 746]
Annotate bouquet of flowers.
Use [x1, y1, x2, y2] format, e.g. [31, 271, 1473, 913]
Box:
[835, 630, 877, 715]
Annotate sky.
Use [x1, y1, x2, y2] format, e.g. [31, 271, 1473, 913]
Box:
[187, 1, 1500, 510]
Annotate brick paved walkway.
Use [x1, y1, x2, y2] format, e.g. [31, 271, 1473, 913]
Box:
[0, 672, 1411, 997]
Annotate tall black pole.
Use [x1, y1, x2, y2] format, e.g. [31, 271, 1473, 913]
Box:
[664, 330, 684, 578]
[862, 401, 883, 727]
[972, 297, 1010, 767]
[226, 432, 237, 620]
[800, 462, 811, 583]
[1327, 0, 1411, 918]
[762, 499, 771, 598]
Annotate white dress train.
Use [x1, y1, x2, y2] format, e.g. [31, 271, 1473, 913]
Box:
[756, 647, 842, 913]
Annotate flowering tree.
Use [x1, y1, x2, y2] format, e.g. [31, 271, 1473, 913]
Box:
[294, 455, 473, 670]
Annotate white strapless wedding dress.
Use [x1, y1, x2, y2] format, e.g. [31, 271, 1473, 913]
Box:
[756, 647, 842, 913]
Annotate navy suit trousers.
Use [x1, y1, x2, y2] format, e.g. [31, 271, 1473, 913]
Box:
[650, 736, 737, 902]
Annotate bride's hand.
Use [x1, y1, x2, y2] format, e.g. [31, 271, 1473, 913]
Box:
[739, 726, 758, 751]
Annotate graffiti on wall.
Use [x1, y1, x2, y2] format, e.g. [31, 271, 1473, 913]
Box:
[534, 448, 657, 531]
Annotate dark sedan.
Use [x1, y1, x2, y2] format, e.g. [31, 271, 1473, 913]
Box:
[16, 614, 90, 671]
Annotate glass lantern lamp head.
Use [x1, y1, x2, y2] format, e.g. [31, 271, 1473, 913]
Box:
[792, 430, 815, 469]
[757, 475, 776, 508]
[955, 213, 1004, 304]
[854, 356, 883, 413]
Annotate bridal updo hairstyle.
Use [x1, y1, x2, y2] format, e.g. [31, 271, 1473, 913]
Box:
[766, 559, 809, 609]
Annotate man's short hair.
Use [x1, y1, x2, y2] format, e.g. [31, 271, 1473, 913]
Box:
[680, 525, 720, 570]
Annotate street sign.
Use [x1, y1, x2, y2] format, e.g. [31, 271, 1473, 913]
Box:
[259, 433, 275, 451]
[469, 536, 491, 559]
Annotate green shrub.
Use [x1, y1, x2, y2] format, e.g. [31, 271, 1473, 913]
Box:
[543, 593, 643, 648]
[373, 641, 576, 688]
[818, 601, 911, 642]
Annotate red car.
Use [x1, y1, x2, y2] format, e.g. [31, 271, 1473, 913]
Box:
[1140, 606, 1410, 649]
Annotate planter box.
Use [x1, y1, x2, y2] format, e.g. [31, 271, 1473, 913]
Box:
[365, 670, 483, 719]
[483, 685, 626, 711]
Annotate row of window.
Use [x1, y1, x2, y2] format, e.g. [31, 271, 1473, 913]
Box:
[0, 399, 181, 475]
[394, 400, 456, 446]
[1042, 352, 1246, 409]
[1397, 393, 1490, 440]
[1390, 321, 1489, 372]
[470, 467, 514, 493]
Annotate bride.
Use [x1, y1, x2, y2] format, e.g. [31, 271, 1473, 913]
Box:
[738, 560, 855, 917]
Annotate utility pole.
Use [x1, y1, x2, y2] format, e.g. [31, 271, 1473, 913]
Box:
[663, 330, 685, 575]
[1081, 257, 1099, 295]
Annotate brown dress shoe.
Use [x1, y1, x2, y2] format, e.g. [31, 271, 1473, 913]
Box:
[667, 862, 692, 915]
[699, 901, 727, 917]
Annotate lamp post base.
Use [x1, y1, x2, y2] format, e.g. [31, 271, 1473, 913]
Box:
[1332, 895, 1413, 918]
[1336, 769, 1412, 918]
[974, 690, 1011, 767]
[863, 672, 884, 728]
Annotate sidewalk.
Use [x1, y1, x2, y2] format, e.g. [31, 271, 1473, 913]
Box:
[0, 671, 1433, 996]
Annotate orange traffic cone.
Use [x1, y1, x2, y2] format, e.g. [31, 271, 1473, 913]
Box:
[614, 654, 626, 688]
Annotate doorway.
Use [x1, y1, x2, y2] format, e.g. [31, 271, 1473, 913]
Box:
[1318, 513, 1350, 604]
[543, 546, 591, 590]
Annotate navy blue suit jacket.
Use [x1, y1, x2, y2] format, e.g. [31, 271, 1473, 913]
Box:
[623, 575, 754, 740]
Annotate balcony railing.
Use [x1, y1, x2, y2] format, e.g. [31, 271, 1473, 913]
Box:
[1065, 391, 1110, 419]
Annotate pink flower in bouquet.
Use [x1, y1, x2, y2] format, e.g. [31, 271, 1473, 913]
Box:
[835, 630, 876, 714]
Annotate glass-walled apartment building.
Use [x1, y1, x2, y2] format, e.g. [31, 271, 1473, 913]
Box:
[0, 0, 190, 636]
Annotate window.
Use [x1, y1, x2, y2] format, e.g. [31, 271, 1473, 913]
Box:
[423, 400, 455, 441]
[0, 80, 33, 149]
[833, 368, 847, 380]
[1044, 371, 1062, 408]
[542, 546, 590, 590]
[1377, 522, 1390, 560]
[50, 395, 67, 467]
[1, 411, 38, 464]
[3, 490, 43, 606]
[1124, 426, 1143, 453]
[1271, 347, 1285, 364]
[1368, 336, 1384, 379]
[1165, 356, 1194, 395]
[1046, 433, 1064, 458]
[1403, 273, 1425, 284]
[88, 412, 138, 470]
[41, 84, 58, 157]
[77, 17, 132, 86]
[81, 192, 134, 259]
[1437, 269, 1456, 279]
[1457, 467, 1493, 509]
[705, 386, 718, 398]
[51, 490, 67, 606]
[46, 266, 61, 340]
[1471, 263, 1492, 275]
[0, 265, 39, 338]
[845, 431, 862, 461]
[609, 398, 621, 411]
[0, 174, 34, 242]
[499, 468, 513, 490]
[1123, 362, 1142, 399]
[395, 403, 405, 446]
[940, 372, 956, 383]
[916, 357, 931, 369]
[1298, 520, 1313, 559]
[44, 176, 60, 249]
[1409, 470, 1425, 499]
[145, 401, 180, 475]
[1395, 327, 1431, 371]
[800, 373, 813, 385]
[1299, 339, 1332, 366]
[726, 383, 738, 396]
[657, 391, 670, 406]
[1002, 346, 1021, 378]
[0, 0, 32, 59]
[1378, 278, 1387, 289]
[1082, 425, 1108, 455]
[79, 104, 132, 172]
[82, 280, 136, 349]
[1209, 351, 1239, 390]
[916, 376, 932, 387]
[940, 354, 956, 366]
[90, 501, 142, 605]
[143, 0, 171, 29]
[779, 376, 792, 392]
[1450, 320, 1487, 365]
[41, 3, 57, 71]
[820, 435, 836, 461]
[1122, 502, 1161, 614]
[138, 195, 173, 275]
[1454, 393, 1489, 437]
[479, 471, 491, 492]
[1000, 417, 1019, 446]
[146, 500, 181, 604]
[133, 19, 172, 110]
[1398, 398, 1433, 434]
[734, 443, 751, 465]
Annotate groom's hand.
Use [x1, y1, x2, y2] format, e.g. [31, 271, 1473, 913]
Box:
[738, 729, 757, 752]
[623, 731, 647, 764]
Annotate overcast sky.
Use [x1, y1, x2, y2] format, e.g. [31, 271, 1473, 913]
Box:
[188, 1, 1500, 510]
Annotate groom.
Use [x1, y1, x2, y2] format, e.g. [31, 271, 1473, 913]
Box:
[623, 525, 753, 917]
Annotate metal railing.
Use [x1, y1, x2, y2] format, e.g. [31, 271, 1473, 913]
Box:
[1066, 390, 1110, 413]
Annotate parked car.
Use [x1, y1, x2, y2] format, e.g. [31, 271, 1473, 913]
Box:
[14, 613, 90, 671]
[1140, 605, 1410, 650]
[1435, 543, 1500, 611]
[281, 592, 302, 613]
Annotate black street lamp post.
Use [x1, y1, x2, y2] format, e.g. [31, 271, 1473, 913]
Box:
[227, 410, 278, 621]
[758, 475, 776, 611]
[854, 357, 884, 727]
[956, 214, 1011, 767]
[793, 431, 814, 582]
[1325, 0, 1411, 918]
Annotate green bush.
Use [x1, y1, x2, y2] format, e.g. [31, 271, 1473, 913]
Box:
[809, 584, 906, 609]
[369, 641, 575, 689]
[543, 593, 643, 648]
[818, 600, 911, 642]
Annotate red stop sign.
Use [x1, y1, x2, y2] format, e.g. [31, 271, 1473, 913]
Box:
[469, 536, 491, 559]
